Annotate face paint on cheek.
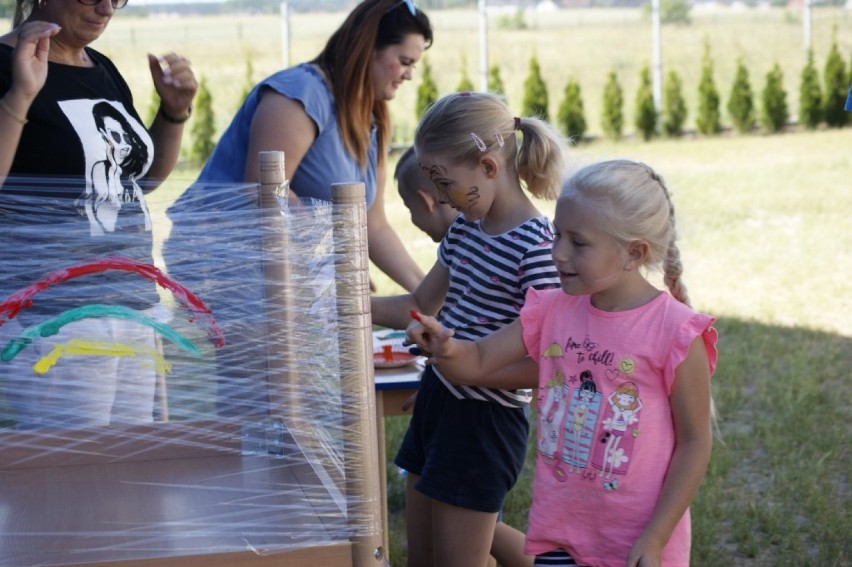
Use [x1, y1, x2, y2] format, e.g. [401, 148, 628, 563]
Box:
[449, 186, 480, 210]
[447, 187, 470, 209]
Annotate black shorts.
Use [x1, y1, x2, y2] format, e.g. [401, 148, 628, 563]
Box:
[394, 366, 529, 513]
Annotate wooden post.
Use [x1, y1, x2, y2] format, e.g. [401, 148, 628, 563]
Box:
[258, 151, 295, 425]
[332, 183, 385, 566]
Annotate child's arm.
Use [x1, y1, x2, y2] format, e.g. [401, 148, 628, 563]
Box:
[366, 165, 425, 292]
[370, 262, 449, 330]
[627, 336, 713, 567]
[407, 313, 533, 388]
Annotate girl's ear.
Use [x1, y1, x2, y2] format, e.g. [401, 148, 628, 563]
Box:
[624, 240, 650, 271]
[479, 154, 500, 179]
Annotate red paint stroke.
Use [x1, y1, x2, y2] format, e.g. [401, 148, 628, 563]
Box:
[409, 310, 422, 323]
[0, 256, 224, 347]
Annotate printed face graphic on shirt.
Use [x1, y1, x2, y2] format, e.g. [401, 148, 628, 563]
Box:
[59, 99, 154, 236]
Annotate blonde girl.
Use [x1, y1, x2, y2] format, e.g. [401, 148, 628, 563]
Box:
[407, 160, 718, 566]
[371, 91, 566, 567]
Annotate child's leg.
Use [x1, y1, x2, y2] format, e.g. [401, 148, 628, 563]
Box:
[491, 522, 534, 567]
[404, 473, 434, 567]
[431, 498, 498, 567]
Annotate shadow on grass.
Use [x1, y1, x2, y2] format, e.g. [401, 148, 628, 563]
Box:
[383, 316, 851, 566]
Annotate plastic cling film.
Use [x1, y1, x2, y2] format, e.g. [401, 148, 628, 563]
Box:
[0, 175, 382, 566]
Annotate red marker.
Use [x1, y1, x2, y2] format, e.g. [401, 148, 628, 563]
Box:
[409, 310, 422, 322]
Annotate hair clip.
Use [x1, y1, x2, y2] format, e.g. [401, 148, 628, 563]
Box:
[513, 116, 522, 131]
[495, 130, 505, 147]
[403, 0, 417, 15]
[459, 91, 473, 97]
[470, 132, 487, 152]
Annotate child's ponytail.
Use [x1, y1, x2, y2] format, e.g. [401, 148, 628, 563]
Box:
[515, 116, 565, 200]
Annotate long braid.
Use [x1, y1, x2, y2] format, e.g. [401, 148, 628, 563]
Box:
[651, 168, 691, 307]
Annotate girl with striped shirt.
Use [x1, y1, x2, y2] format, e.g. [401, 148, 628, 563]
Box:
[371, 92, 566, 567]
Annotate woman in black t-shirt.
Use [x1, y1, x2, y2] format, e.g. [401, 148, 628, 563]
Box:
[0, 0, 197, 429]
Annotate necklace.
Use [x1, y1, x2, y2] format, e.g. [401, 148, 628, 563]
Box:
[48, 48, 92, 67]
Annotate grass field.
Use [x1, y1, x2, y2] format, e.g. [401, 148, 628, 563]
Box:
[79, 6, 852, 565]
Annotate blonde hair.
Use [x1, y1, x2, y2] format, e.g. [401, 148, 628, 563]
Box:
[562, 159, 690, 305]
[414, 92, 565, 200]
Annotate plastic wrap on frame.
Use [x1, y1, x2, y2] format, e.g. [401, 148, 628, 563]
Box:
[0, 178, 381, 565]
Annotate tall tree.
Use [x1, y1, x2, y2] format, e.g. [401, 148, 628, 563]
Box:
[189, 76, 216, 167]
[416, 57, 439, 119]
[799, 49, 823, 129]
[727, 56, 755, 134]
[823, 29, 848, 128]
[601, 70, 624, 140]
[662, 68, 687, 137]
[521, 54, 549, 121]
[557, 78, 586, 142]
[634, 64, 658, 141]
[760, 62, 789, 133]
[696, 39, 721, 135]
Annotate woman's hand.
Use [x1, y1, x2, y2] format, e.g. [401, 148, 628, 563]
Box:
[148, 52, 197, 121]
[10, 21, 60, 102]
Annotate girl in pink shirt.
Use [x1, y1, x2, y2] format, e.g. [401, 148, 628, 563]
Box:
[408, 160, 718, 566]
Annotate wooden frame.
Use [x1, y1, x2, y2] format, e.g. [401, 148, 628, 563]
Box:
[0, 156, 384, 566]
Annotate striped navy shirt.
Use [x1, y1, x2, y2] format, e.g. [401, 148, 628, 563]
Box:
[435, 214, 560, 407]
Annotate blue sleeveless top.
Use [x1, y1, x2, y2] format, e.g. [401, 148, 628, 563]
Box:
[169, 63, 377, 214]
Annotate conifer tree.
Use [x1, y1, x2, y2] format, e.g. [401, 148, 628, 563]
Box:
[634, 64, 657, 141]
[696, 40, 721, 135]
[521, 55, 549, 121]
[238, 58, 255, 108]
[760, 62, 788, 133]
[456, 53, 475, 93]
[601, 70, 624, 140]
[662, 68, 687, 137]
[488, 64, 506, 99]
[727, 56, 755, 134]
[416, 57, 439, 119]
[557, 78, 586, 142]
[822, 30, 848, 128]
[799, 49, 823, 129]
[189, 76, 216, 167]
[146, 89, 160, 126]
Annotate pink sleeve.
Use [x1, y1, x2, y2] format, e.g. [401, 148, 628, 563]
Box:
[665, 312, 718, 393]
[520, 287, 545, 363]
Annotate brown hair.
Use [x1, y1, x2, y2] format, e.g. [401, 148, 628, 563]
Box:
[311, 0, 432, 169]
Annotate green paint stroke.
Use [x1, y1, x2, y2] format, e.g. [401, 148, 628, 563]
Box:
[1, 304, 200, 362]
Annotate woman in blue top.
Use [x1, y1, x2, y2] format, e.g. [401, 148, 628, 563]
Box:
[168, 0, 433, 292]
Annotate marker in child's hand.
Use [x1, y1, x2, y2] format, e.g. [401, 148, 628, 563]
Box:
[409, 310, 422, 322]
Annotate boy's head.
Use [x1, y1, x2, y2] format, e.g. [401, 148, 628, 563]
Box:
[394, 146, 457, 242]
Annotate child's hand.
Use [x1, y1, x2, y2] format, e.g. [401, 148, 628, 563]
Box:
[626, 533, 664, 567]
[405, 310, 454, 364]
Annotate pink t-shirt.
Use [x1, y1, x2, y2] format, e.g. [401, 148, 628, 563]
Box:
[521, 288, 718, 566]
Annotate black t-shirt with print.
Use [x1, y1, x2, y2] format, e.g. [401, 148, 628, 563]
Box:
[0, 45, 159, 317]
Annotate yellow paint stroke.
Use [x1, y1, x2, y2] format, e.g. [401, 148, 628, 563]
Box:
[33, 339, 171, 375]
